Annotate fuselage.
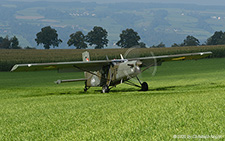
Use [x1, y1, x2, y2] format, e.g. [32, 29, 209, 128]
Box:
[85, 59, 141, 87]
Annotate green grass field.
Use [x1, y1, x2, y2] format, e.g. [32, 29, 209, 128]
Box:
[0, 58, 224, 140]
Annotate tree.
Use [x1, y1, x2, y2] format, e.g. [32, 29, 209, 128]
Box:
[151, 42, 165, 48]
[156, 42, 165, 48]
[139, 42, 147, 48]
[0, 36, 11, 49]
[10, 36, 20, 49]
[85, 26, 108, 49]
[206, 31, 225, 45]
[24, 46, 36, 49]
[35, 26, 62, 49]
[116, 28, 140, 48]
[0, 37, 4, 49]
[171, 43, 179, 47]
[183, 35, 200, 46]
[67, 31, 87, 49]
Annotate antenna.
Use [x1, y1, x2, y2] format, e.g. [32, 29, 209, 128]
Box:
[120, 54, 124, 60]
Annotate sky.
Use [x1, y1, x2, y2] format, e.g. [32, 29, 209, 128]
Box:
[7, 0, 225, 6]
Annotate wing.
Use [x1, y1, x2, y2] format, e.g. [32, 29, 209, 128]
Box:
[11, 52, 212, 72]
[11, 60, 111, 72]
[129, 52, 212, 67]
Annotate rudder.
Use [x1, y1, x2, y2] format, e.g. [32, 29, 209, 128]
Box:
[82, 51, 90, 62]
[82, 51, 91, 88]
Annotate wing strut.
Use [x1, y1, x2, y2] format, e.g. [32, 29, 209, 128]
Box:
[124, 80, 142, 88]
[123, 76, 148, 91]
[73, 65, 112, 84]
[73, 65, 103, 79]
[141, 61, 160, 73]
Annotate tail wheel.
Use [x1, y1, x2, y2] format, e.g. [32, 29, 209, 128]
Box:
[102, 86, 110, 93]
[141, 82, 148, 91]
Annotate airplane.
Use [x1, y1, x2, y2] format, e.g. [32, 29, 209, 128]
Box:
[11, 51, 212, 93]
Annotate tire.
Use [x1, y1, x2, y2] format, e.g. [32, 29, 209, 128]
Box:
[141, 82, 148, 91]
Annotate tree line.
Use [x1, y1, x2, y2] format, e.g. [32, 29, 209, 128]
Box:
[1, 26, 225, 49]
[35, 26, 145, 49]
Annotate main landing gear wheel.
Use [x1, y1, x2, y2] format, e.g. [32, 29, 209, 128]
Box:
[141, 82, 148, 91]
[102, 86, 110, 93]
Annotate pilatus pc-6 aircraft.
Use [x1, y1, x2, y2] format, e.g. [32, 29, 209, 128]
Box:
[11, 51, 212, 93]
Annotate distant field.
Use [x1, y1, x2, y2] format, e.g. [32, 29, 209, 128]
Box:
[0, 58, 224, 140]
[2, 1, 225, 47]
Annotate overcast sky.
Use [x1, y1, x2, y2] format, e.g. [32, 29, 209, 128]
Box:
[7, 0, 225, 6]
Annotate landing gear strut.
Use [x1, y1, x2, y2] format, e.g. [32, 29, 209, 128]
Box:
[124, 76, 149, 91]
[84, 81, 89, 92]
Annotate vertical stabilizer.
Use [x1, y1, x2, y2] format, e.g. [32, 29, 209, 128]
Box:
[82, 51, 90, 62]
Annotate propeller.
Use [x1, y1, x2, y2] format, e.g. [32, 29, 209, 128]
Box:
[123, 46, 158, 83]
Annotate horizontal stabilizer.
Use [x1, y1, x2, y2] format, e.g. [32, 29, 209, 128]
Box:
[55, 78, 87, 84]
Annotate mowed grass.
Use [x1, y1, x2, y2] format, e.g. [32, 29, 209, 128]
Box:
[0, 58, 224, 140]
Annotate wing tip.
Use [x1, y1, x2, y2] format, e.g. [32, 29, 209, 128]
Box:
[200, 51, 213, 56]
[11, 65, 18, 72]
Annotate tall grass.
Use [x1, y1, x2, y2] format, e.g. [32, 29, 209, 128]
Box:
[1, 45, 225, 71]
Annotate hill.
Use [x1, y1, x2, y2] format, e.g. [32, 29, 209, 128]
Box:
[1, 1, 225, 48]
[7, 0, 225, 6]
